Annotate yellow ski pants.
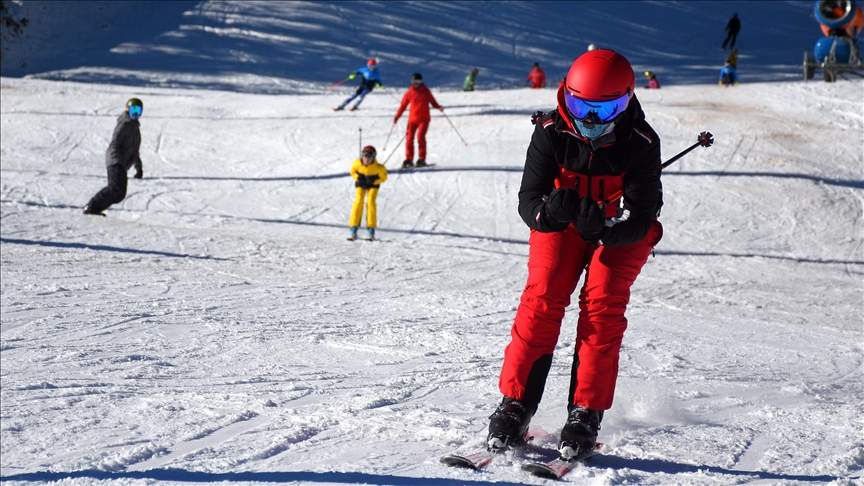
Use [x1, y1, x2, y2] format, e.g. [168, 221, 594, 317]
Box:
[349, 187, 379, 228]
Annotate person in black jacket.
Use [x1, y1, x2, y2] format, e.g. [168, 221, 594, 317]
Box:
[722, 13, 741, 50]
[83, 98, 143, 215]
[486, 50, 664, 460]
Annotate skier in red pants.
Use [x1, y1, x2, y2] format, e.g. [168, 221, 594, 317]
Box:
[487, 49, 663, 460]
[393, 72, 443, 168]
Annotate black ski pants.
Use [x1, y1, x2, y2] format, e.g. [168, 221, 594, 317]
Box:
[722, 31, 738, 49]
[86, 164, 128, 213]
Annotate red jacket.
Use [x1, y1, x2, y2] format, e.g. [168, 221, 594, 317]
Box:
[528, 66, 546, 88]
[395, 84, 441, 124]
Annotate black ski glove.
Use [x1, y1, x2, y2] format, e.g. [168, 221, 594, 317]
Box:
[575, 197, 606, 242]
[544, 188, 581, 223]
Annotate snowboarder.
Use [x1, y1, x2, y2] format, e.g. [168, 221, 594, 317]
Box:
[82, 98, 144, 216]
[335, 58, 383, 112]
[722, 13, 741, 50]
[643, 70, 661, 89]
[393, 73, 443, 168]
[528, 62, 547, 88]
[463, 67, 480, 91]
[348, 145, 388, 240]
[486, 49, 664, 461]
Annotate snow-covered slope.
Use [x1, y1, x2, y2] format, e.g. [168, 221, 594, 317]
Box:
[2, 1, 863, 485]
[3, 1, 818, 91]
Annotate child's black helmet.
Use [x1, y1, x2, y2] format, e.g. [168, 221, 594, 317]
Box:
[126, 97, 143, 109]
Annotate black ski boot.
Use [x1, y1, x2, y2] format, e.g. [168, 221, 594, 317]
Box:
[415, 158, 427, 167]
[558, 405, 602, 460]
[486, 397, 534, 452]
[402, 159, 414, 168]
[82, 204, 104, 216]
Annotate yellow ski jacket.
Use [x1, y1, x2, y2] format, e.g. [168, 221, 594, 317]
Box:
[349, 159, 388, 188]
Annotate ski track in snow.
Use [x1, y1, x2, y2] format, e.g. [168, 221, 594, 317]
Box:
[2, 77, 862, 485]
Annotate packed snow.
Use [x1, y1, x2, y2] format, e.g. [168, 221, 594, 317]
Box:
[1, 1, 863, 485]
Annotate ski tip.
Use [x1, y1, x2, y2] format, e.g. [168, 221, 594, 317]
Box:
[440, 454, 487, 470]
[521, 462, 560, 479]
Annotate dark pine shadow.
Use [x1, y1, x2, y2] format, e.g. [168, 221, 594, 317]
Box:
[0, 469, 526, 486]
[0, 237, 228, 261]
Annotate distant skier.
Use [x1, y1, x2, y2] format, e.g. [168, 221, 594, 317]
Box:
[83, 98, 144, 216]
[463, 67, 480, 91]
[722, 13, 741, 50]
[348, 145, 388, 240]
[527, 62, 547, 88]
[725, 48, 738, 68]
[719, 49, 738, 86]
[393, 73, 443, 168]
[486, 49, 664, 461]
[719, 63, 737, 86]
[643, 70, 661, 89]
[335, 58, 383, 112]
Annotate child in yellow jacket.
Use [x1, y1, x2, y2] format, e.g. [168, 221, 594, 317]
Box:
[348, 145, 388, 240]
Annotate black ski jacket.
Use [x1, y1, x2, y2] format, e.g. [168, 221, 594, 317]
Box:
[105, 112, 142, 172]
[518, 94, 662, 246]
[726, 16, 741, 34]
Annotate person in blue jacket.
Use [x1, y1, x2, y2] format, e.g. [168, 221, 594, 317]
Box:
[719, 62, 737, 86]
[335, 58, 383, 111]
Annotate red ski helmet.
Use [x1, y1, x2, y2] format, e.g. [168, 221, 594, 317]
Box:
[367, 57, 378, 67]
[565, 49, 634, 101]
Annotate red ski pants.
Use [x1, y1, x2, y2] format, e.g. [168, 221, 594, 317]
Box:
[405, 121, 429, 161]
[499, 222, 662, 410]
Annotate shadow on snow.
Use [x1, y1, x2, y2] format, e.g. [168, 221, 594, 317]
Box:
[1, 1, 818, 92]
[1, 469, 521, 486]
[0, 237, 228, 261]
[0, 460, 851, 484]
[591, 455, 851, 483]
[2, 167, 862, 189]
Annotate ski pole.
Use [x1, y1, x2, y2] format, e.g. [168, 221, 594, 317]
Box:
[359, 127, 363, 157]
[440, 110, 468, 146]
[382, 122, 396, 152]
[327, 78, 347, 91]
[661, 131, 714, 170]
[383, 133, 406, 166]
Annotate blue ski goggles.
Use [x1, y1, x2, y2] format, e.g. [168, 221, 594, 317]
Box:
[128, 105, 143, 119]
[564, 91, 630, 123]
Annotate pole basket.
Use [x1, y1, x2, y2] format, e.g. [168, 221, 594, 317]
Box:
[698, 131, 714, 148]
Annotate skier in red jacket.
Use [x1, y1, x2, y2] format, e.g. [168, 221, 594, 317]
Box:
[393, 73, 443, 168]
[528, 62, 547, 88]
[487, 49, 663, 461]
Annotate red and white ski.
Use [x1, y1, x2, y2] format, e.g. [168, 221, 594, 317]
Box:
[440, 427, 548, 471]
[521, 442, 603, 479]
